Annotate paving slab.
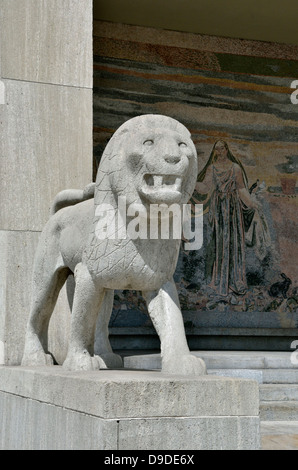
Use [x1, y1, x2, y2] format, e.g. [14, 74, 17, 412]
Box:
[261, 421, 298, 450]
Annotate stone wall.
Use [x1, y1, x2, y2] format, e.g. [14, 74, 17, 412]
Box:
[0, 0, 93, 364]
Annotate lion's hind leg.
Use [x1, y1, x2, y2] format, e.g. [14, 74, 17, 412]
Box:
[22, 259, 70, 367]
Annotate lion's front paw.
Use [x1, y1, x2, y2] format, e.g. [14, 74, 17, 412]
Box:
[95, 353, 123, 369]
[62, 350, 101, 371]
[162, 354, 207, 376]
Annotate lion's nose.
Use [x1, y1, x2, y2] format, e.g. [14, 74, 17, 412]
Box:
[164, 154, 181, 164]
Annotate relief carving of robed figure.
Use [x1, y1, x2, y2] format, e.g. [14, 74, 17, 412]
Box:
[193, 140, 270, 297]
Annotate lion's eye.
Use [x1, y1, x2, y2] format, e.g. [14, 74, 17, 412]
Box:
[143, 139, 154, 146]
[179, 142, 187, 148]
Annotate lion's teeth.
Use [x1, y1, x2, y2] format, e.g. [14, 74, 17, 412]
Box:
[144, 174, 182, 192]
[153, 175, 163, 187]
[175, 177, 182, 190]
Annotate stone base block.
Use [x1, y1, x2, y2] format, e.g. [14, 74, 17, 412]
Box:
[0, 366, 260, 450]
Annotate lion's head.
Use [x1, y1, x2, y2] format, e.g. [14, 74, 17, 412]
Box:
[95, 115, 198, 210]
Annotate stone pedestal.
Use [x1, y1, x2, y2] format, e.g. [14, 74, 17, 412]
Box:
[0, 366, 260, 450]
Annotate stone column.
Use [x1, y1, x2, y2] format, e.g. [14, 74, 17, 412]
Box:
[0, 0, 93, 364]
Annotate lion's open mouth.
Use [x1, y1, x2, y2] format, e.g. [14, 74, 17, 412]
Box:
[143, 174, 182, 192]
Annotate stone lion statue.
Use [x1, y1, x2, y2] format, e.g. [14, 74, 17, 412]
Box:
[22, 114, 206, 376]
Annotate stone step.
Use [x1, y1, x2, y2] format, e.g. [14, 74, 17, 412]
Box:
[192, 351, 297, 370]
[261, 369, 298, 384]
[123, 351, 298, 371]
[209, 369, 298, 383]
[259, 385, 298, 422]
[260, 401, 298, 421]
[208, 369, 263, 382]
[123, 354, 298, 384]
[260, 384, 298, 402]
[122, 351, 298, 423]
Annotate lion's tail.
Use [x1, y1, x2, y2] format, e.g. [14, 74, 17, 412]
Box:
[50, 182, 96, 215]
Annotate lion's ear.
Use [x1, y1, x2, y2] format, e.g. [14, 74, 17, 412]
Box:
[116, 128, 130, 137]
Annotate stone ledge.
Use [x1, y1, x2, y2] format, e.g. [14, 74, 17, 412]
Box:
[0, 366, 259, 419]
[122, 350, 298, 371]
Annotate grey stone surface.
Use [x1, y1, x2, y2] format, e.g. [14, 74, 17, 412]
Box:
[0, 230, 71, 366]
[123, 351, 298, 388]
[208, 368, 263, 383]
[0, 366, 260, 418]
[0, 391, 117, 450]
[0, 0, 93, 88]
[261, 420, 298, 436]
[0, 0, 93, 367]
[0, 366, 260, 450]
[21, 115, 206, 376]
[0, 231, 39, 365]
[123, 350, 298, 371]
[195, 350, 298, 369]
[0, 79, 92, 231]
[261, 423, 298, 450]
[260, 401, 298, 421]
[260, 384, 298, 401]
[262, 369, 298, 383]
[124, 353, 162, 369]
[118, 416, 260, 450]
